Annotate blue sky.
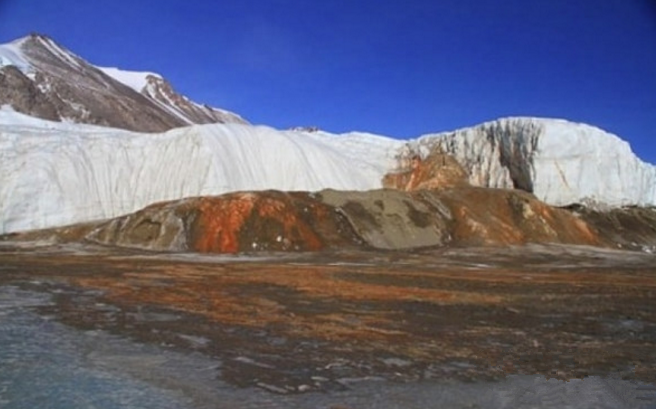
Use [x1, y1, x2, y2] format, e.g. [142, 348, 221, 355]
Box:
[1, 0, 655, 163]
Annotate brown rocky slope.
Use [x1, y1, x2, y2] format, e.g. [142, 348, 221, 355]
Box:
[7, 185, 655, 254]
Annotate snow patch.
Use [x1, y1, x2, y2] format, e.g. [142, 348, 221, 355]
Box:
[0, 40, 33, 74]
[98, 67, 162, 93]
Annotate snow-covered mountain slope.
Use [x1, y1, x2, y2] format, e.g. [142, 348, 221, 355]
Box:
[402, 117, 656, 208]
[96, 66, 161, 93]
[0, 110, 401, 234]
[0, 33, 246, 132]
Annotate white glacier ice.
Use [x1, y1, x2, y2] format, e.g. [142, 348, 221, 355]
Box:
[1, 111, 655, 234]
[408, 117, 656, 208]
[0, 110, 401, 233]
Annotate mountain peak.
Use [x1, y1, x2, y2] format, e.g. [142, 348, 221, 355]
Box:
[10, 32, 52, 46]
[26, 31, 50, 40]
[19, 32, 72, 56]
[0, 33, 247, 131]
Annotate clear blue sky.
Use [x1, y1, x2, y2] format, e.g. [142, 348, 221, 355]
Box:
[1, 0, 655, 163]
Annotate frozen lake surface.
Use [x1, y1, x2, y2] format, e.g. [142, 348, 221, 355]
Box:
[1, 284, 655, 409]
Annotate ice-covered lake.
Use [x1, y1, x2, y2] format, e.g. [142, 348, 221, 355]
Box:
[1, 284, 654, 409]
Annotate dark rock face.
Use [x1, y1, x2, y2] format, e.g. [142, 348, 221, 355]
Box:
[0, 65, 60, 121]
[0, 34, 246, 132]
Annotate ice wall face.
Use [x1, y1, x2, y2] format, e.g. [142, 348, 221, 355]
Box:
[0, 112, 400, 234]
[532, 119, 656, 207]
[407, 118, 656, 208]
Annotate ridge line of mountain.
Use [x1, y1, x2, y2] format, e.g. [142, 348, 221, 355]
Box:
[0, 33, 246, 132]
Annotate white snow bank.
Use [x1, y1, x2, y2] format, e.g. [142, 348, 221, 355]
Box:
[0, 38, 33, 74]
[97, 66, 162, 93]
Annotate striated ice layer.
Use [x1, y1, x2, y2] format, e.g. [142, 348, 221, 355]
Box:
[0, 110, 401, 234]
[409, 117, 656, 208]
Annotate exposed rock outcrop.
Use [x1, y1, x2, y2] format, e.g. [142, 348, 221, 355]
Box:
[317, 189, 453, 249]
[0, 65, 60, 121]
[383, 145, 469, 191]
[9, 186, 644, 253]
[566, 205, 656, 253]
[86, 191, 363, 253]
[438, 187, 599, 247]
[138, 74, 246, 126]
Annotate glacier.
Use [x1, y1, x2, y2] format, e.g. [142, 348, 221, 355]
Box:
[1, 111, 655, 234]
[0, 110, 401, 234]
[407, 117, 656, 208]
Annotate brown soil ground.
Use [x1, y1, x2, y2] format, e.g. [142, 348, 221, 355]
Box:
[1, 243, 654, 393]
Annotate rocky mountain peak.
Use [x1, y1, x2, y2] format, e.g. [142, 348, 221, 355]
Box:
[0, 33, 246, 131]
[139, 72, 246, 125]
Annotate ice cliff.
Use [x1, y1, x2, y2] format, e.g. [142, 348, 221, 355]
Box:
[404, 117, 656, 208]
[0, 110, 400, 234]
